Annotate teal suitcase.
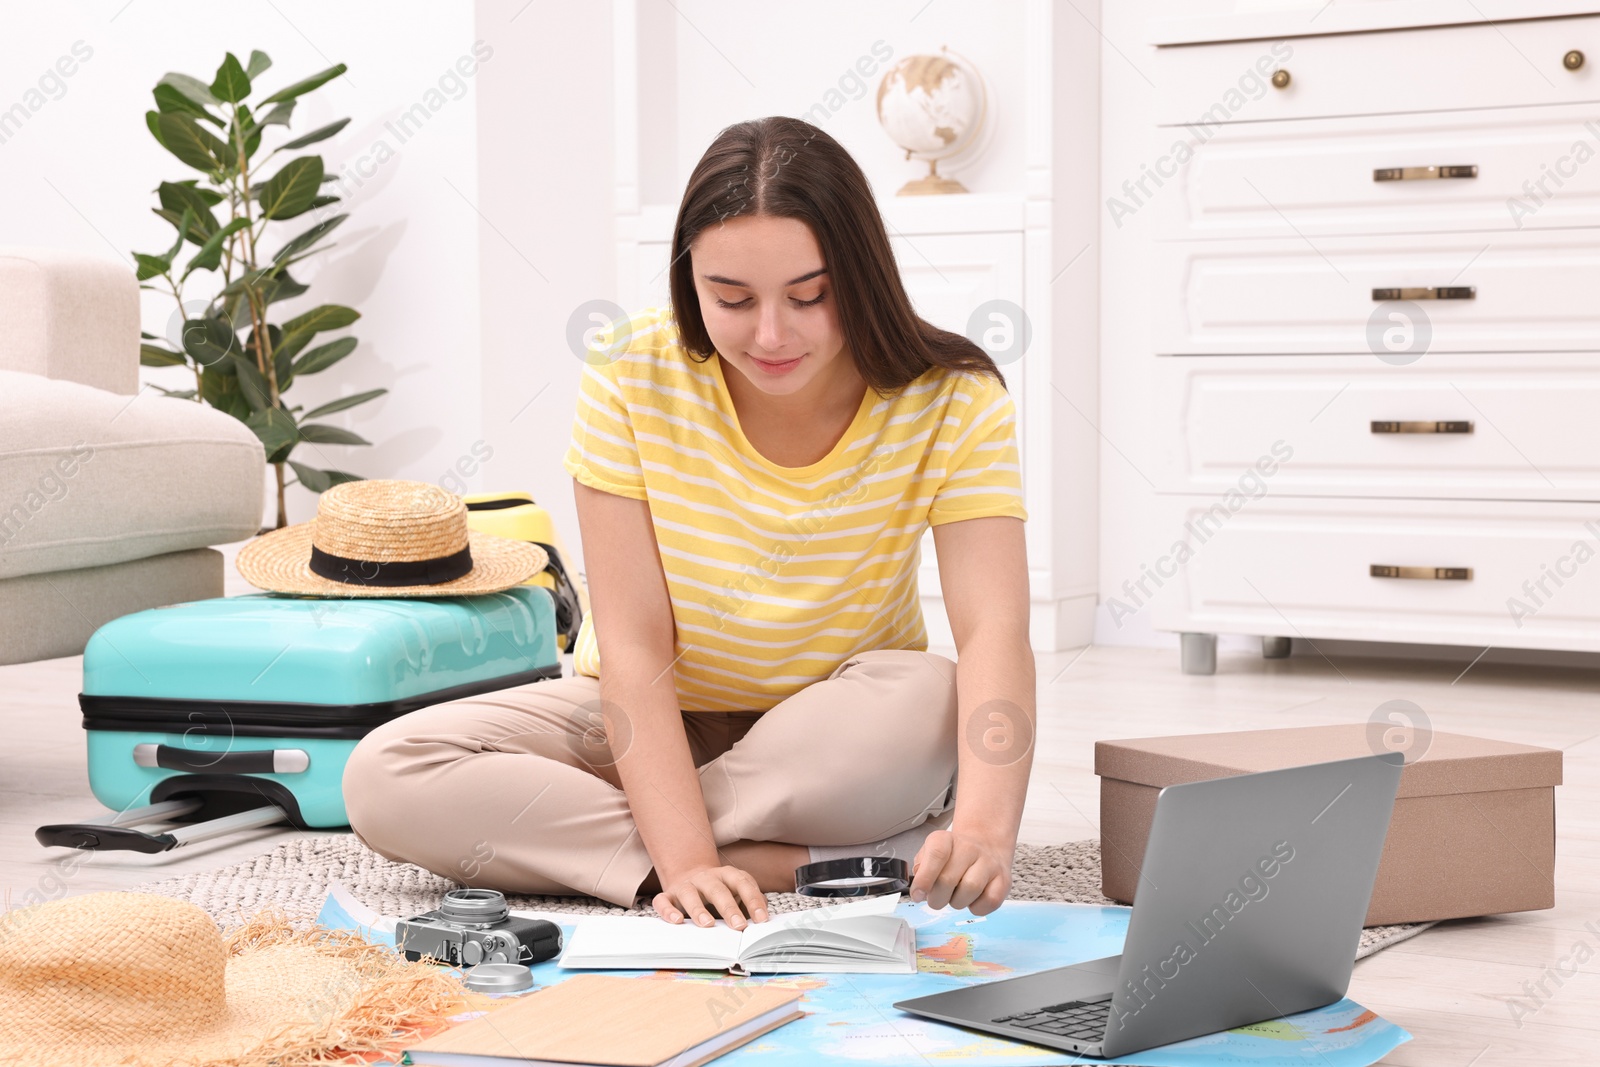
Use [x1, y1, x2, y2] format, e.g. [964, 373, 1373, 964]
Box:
[35, 586, 561, 854]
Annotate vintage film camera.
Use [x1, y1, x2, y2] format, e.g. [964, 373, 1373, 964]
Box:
[396, 888, 563, 967]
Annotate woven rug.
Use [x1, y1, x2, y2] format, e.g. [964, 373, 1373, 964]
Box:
[131, 833, 1434, 960]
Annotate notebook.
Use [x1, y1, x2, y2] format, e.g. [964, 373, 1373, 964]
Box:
[402, 972, 805, 1067]
[558, 892, 916, 975]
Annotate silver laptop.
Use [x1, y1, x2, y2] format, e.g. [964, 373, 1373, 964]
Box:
[894, 752, 1404, 1059]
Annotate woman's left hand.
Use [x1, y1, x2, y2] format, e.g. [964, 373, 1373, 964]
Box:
[907, 828, 1014, 915]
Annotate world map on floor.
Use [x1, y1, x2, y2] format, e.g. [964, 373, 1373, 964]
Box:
[320, 889, 1410, 1066]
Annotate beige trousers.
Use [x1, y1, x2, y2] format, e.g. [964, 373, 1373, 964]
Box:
[342, 648, 961, 909]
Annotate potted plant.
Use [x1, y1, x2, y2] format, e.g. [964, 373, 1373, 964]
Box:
[133, 49, 385, 530]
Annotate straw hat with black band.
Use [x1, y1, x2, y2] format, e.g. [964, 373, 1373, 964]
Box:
[237, 479, 546, 597]
[0, 891, 498, 1067]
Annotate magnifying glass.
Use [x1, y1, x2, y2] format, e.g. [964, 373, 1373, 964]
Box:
[793, 856, 912, 897]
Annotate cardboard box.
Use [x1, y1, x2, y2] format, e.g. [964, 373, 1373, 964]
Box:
[1095, 724, 1562, 926]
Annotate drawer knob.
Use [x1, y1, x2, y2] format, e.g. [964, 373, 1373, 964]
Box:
[1271, 69, 1291, 89]
[1370, 565, 1473, 581]
[1370, 420, 1474, 434]
[1565, 49, 1585, 71]
[1372, 286, 1475, 301]
[1373, 165, 1478, 182]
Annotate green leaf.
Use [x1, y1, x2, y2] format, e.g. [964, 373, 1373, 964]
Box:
[273, 214, 347, 265]
[140, 343, 187, 367]
[145, 109, 164, 145]
[200, 365, 251, 420]
[210, 53, 252, 103]
[305, 194, 341, 210]
[184, 217, 250, 277]
[152, 82, 224, 127]
[274, 344, 294, 394]
[133, 253, 171, 282]
[170, 178, 225, 205]
[279, 117, 351, 151]
[259, 63, 347, 106]
[157, 112, 226, 172]
[149, 384, 199, 399]
[287, 459, 332, 492]
[221, 291, 251, 332]
[151, 207, 210, 245]
[228, 352, 273, 411]
[181, 315, 241, 367]
[258, 100, 296, 127]
[156, 72, 220, 110]
[257, 156, 324, 219]
[291, 336, 357, 376]
[247, 407, 299, 463]
[158, 181, 221, 239]
[246, 50, 272, 79]
[296, 423, 370, 446]
[302, 388, 385, 420]
[281, 303, 360, 337]
[262, 271, 310, 305]
[272, 328, 314, 367]
[287, 460, 362, 493]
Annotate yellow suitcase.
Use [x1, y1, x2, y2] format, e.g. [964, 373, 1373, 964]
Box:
[462, 491, 588, 652]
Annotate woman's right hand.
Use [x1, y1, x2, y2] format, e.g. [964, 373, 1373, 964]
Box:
[653, 863, 770, 929]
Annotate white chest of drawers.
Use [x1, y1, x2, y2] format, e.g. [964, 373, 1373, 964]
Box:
[1142, 11, 1600, 672]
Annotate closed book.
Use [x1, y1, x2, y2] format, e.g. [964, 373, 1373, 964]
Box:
[403, 972, 805, 1067]
[558, 893, 915, 976]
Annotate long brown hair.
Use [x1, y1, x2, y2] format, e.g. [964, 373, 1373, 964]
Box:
[667, 116, 1006, 396]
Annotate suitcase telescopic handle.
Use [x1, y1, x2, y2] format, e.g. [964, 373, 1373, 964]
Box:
[35, 800, 287, 853]
[132, 743, 310, 774]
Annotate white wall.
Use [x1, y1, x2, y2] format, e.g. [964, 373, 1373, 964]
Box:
[471, 0, 617, 572]
[1, 1, 486, 527]
[656, 1, 1028, 207]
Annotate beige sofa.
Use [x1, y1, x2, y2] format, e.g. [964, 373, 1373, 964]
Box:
[0, 247, 266, 665]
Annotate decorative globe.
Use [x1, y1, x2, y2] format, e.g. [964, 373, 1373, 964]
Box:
[874, 46, 989, 196]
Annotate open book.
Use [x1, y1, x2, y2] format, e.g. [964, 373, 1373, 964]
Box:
[558, 892, 915, 975]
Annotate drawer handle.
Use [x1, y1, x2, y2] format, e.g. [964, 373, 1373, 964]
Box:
[1373, 165, 1478, 182]
[1566, 49, 1585, 71]
[1370, 420, 1474, 434]
[1370, 565, 1473, 581]
[1372, 286, 1475, 301]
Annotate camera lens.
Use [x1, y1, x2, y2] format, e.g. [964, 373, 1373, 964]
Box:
[440, 888, 511, 925]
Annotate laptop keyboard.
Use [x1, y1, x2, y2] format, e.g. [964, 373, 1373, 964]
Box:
[991, 995, 1112, 1041]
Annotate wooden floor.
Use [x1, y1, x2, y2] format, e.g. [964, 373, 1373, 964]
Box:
[3, 639, 1595, 1065]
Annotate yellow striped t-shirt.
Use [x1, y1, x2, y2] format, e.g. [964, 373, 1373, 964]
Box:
[560, 306, 1027, 712]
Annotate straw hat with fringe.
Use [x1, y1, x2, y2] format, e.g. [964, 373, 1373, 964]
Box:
[237, 479, 546, 598]
[0, 890, 501, 1067]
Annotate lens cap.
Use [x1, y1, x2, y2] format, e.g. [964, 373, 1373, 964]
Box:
[463, 962, 535, 994]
